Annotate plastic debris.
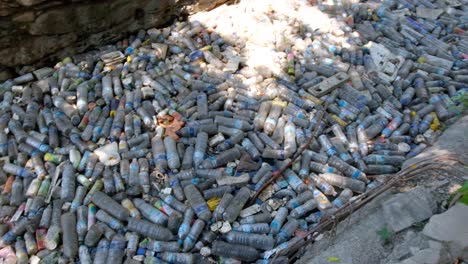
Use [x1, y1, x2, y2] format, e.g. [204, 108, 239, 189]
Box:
[0, 0, 466, 263]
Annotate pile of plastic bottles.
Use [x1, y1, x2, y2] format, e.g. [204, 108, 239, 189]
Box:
[0, 0, 466, 263]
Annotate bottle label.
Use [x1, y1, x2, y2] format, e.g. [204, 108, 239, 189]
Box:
[194, 204, 208, 215]
[351, 170, 361, 179]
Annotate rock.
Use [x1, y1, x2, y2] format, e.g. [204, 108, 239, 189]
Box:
[429, 179, 450, 189]
[0, 68, 13, 82]
[0, 33, 78, 67]
[12, 11, 36, 22]
[422, 203, 468, 260]
[382, 187, 436, 232]
[384, 231, 429, 263]
[296, 192, 393, 264]
[0, 4, 16, 17]
[397, 241, 450, 264]
[16, 0, 48, 6]
[2, 0, 230, 70]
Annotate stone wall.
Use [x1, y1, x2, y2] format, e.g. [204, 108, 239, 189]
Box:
[0, 0, 229, 80]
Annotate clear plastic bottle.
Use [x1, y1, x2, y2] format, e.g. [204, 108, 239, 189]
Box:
[121, 198, 141, 219]
[310, 175, 337, 196]
[133, 198, 168, 226]
[201, 147, 241, 169]
[365, 117, 389, 139]
[61, 212, 78, 258]
[184, 184, 211, 221]
[90, 191, 129, 221]
[284, 169, 307, 193]
[223, 187, 251, 223]
[270, 207, 288, 236]
[328, 156, 368, 182]
[318, 135, 337, 156]
[197, 92, 208, 119]
[366, 165, 399, 174]
[84, 223, 103, 247]
[211, 240, 259, 262]
[290, 199, 318, 219]
[213, 192, 233, 221]
[254, 101, 271, 131]
[240, 212, 272, 224]
[147, 240, 180, 253]
[331, 124, 349, 148]
[181, 145, 194, 169]
[76, 206, 88, 242]
[363, 154, 406, 166]
[191, 132, 209, 169]
[96, 210, 124, 230]
[79, 245, 92, 264]
[264, 103, 284, 135]
[94, 238, 110, 264]
[127, 218, 174, 241]
[106, 234, 126, 264]
[160, 252, 194, 264]
[381, 117, 403, 138]
[164, 136, 180, 171]
[276, 218, 299, 244]
[178, 208, 194, 243]
[2, 163, 34, 178]
[332, 189, 353, 208]
[318, 173, 366, 193]
[215, 116, 253, 131]
[151, 136, 167, 172]
[125, 232, 139, 257]
[235, 223, 270, 234]
[241, 138, 261, 161]
[225, 231, 274, 251]
[284, 119, 297, 157]
[183, 219, 205, 252]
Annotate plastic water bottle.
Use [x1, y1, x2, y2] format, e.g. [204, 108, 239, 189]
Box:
[164, 137, 180, 171]
[240, 212, 272, 224]
[213, 192, 233, 221]
[332, 189, 353, 208]
[235, 223, 270, 234]
[184, 184, 211, 222]
[151, 136, 167, 172]
[90, 191, 129, 221]
[286, 191, 314, 209]
[318, 135, 337, 156]
[290, 199, 318, 218]
[61, 212, 78, 258]
[126, 218, 174, 241]
[318, 173, 366, 193]
[194, 132, 208, 168]
[225, 231, 274, 251]
[264, 102, 284, 135]
[253, 101, 271, 131]
[201, 147, 241, 169]
[223, 187, 250, 223]
[211, 240, 259, 262]
[133, 198, 168, 226]
[283, 169, 308, 193]
[363, 155, 406, 166]
[183, 219, 205, 252]
[276, 218, 299, 244]
[178, 208, 194, 242]
[327, 156, 368, 182]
